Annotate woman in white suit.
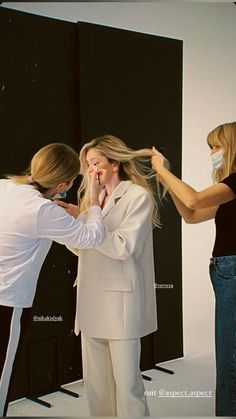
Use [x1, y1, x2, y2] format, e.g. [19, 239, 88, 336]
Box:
[62, 135, 162, 416]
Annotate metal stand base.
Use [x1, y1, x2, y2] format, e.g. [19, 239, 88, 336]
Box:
[141, 374, 152, 381]
[155, 365, 174, 375]
[59, 387, 79, 398]
[27, 396, 51, 408]
[27, 388, 79, 408]
[142, 364, 174, 381]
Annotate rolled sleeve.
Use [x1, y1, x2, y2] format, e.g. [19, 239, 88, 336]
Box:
[36, 202, 104, 249]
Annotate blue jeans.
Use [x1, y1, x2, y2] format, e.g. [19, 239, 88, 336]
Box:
[210, 255, 236, 416]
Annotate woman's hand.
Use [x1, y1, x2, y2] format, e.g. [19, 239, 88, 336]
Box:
[151, 146, 166, 173]
[54, 200, 80, 218]
[89, 170, 103, 205]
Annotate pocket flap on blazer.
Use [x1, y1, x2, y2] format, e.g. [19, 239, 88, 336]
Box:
[102, 277, 132, 292]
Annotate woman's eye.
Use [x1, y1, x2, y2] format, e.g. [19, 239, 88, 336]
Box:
[86, 161, 99, 166]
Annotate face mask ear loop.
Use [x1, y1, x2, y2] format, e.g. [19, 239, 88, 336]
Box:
[59, 191, 67, 199]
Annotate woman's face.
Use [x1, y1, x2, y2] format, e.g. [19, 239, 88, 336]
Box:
[86, 148, 119, 186]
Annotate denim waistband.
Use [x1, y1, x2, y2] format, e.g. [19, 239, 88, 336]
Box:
[210, 255, 236, 264]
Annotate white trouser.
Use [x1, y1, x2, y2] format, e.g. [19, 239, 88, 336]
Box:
[81, 333, 150, 417]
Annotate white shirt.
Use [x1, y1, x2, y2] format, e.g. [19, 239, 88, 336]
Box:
[0, 179, 104, 308]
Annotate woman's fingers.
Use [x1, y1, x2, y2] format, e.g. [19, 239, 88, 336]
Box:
[54, 200, 79, 218]
[54, 199, 69, 208]
[152, 146, 159, 155]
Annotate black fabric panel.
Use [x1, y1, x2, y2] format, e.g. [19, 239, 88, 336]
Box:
[78, 21, 183, 367]
[0, 7, 82, 401]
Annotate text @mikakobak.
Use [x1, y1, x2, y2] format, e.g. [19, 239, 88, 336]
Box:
[33, 315, 63, 322]
[145, 389, 212, 398]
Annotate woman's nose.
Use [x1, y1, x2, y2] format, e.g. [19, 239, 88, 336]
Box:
[211, 146, 218, 154]
[88, 164, 94, 172]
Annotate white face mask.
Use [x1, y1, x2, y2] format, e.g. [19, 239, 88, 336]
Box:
[211, 149, 224, 170]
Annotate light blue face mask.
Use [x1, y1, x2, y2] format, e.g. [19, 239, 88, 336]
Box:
[211, 149, 224, 169]
[59, 191, 67, 199]
[53, 190, 67, 199]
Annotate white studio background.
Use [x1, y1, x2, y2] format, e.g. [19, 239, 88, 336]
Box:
[2, 1, 236, 360]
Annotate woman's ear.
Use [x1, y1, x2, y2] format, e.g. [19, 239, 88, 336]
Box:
[112, 162, 119, 173]
[56, 182, 67, 193]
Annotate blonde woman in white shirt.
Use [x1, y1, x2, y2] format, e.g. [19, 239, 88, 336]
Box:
[0, 142, 104, 417]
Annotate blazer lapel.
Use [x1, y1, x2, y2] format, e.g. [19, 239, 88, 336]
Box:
[101, 181, 133, 217]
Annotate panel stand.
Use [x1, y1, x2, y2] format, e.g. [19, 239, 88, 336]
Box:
[155, 365, 174, 375]
[27, 396, 52, 408]
[59, 387, 79, 398]
[141, 374, 152, 381]
[27, 338, 80, 408]
[27, 387, 79, 408]
[142, 364, 174, 381]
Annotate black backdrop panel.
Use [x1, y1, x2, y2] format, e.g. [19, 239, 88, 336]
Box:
[0, 7, 82, 401]
[78, 22, 183, 366]
[0, 7, 183, 401]
[0, 8, 80, 172]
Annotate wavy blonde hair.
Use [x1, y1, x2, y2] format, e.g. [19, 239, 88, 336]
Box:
[8, 143, 80, 193]
[207, 122, 236, 183]
[78, 134, 169, 227]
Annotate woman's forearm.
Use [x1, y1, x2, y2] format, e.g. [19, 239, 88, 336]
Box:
[169, 190, 217, 224]
[168, 190, 195, 223]
[157, 166, 198, 209]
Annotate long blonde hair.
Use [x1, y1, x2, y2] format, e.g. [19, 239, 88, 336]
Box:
[79, 134, 168, 227]
[8, 143, 80, 193]
[207, 122, 236, 183]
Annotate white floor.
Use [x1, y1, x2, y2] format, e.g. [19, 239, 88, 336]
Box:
[7, 353, 216, 417]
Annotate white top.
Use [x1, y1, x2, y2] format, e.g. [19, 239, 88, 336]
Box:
[0, 179, 104, 308]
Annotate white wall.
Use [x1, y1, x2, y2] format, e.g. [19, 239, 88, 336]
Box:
[2, 1, 236, 358]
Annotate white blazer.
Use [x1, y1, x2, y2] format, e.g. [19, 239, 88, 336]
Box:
[74, 181, 157, 339]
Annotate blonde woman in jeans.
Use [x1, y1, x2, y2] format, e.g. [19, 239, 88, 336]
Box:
[151, 122, 236, 416]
